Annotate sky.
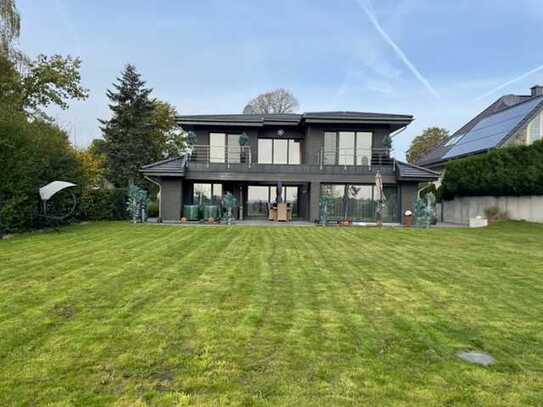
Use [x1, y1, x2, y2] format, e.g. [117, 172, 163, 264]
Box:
[16, 0, 543, 160]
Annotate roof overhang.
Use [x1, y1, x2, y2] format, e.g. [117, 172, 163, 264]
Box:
[177, 112, 414, 129]
[396, 161, 440, 182]
[140, 156, 186, 177]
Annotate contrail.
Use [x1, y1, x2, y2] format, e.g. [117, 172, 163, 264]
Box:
[473, 64, 543, 101]
[355, 0, 440, 98]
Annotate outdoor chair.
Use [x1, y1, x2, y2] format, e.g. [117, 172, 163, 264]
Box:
[277, 203, 289, 222]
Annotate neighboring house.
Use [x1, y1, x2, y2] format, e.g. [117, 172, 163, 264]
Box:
[418, 85, 543, 172]
[141, 111, 438, 223]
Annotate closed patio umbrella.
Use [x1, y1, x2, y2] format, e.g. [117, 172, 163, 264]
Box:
[276, 181, 283, 204]
[375, 171, 386, 224]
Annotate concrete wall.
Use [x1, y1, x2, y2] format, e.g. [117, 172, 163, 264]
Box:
[443, 195, 543, 224]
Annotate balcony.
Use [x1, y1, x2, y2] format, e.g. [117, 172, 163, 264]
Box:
[184, 145, 396, 181]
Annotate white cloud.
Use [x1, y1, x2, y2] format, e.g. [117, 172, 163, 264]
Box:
[473, 64, 543, 101]
[354, 0, 440, 98]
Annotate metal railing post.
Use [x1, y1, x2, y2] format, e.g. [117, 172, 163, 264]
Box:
[320, 149, 323, 170]
[226, 145, 230, 169]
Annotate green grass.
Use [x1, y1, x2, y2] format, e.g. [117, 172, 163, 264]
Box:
[1, 222, 543, 406]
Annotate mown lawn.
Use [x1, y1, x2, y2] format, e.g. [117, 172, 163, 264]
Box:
[0, 222, 543, 406]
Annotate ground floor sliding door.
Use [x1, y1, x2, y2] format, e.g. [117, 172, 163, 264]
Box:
[321, 184, 400, 223]
[247, 185, 299, 219]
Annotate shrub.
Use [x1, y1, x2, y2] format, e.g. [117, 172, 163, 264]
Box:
[0, 112, 87, 234]
[148, 200, 159, 217]
[441, 141, 543, 200]
[78, 188, 128, 221]
[484, 206, 509, 223]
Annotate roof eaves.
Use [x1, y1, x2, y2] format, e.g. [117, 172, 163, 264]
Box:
[496, 98, 543, 148]
[141, 156, 182, 169]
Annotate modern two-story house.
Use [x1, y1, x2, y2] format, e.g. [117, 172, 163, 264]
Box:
[141, 111, 439, 224]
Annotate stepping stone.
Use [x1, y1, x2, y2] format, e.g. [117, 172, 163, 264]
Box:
[456, 351, 496, 366]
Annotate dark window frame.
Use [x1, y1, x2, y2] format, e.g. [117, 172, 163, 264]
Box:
[257, 138, 301, 165]
[323, 131, 373, 166]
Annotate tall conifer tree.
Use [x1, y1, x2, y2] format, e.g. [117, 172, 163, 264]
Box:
[100, 65, 161, 186]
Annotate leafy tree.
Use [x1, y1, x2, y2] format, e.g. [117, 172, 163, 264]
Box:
[76, 146, 106, 189]
[21, 55, 88, 115]
[100, 64, 161, 187]
[242, 88, 299, 114]
[406, 127, 449, 164]
[0, 53, 88, 117]
[88, 138, 107, 160]
[151, 100, 186, 157]
[0, 0, 20, 57]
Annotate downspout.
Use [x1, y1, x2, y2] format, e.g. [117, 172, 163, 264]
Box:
[144, 175, 162, 220]
[389, 123, 410, 139]
[388, 124, 409, 171]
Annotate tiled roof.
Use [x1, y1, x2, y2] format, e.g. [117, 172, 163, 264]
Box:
[396, 161, 440, 181]
[141, 156, 186, 176]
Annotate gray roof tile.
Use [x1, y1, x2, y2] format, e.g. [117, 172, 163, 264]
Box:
[396, 161, 440, 181]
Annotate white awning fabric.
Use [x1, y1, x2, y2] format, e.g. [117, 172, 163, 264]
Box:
[39, 181, 77, 201]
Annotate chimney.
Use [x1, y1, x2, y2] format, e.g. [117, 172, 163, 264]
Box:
[531, 85, 543, 97]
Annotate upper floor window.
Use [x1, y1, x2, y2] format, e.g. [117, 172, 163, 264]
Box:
[258, 139, 301, 164]
[527, 111, 543, 144]
[209, 133, 242, 163]
[324, 131, 373, 166]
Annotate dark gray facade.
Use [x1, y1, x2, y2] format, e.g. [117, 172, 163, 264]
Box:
[142, 112, 439, 224]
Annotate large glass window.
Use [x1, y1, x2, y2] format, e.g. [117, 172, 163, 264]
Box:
[193, 183, 222, 205]
[209, 133, 242, 163]
[324, 132, 337, 165]
[209, 133, 226, 163]
[247, 185, 299, 218]
[338, 132, 355, 165]
[321, 184, 398, 222]
[247, 186, 270, 217]
[323, 131, 373, 166]
[273, 139, 288, 164]
[227, 134, 241, 163]
[356, 132, 372, 166]
[258, 139, 273, 164]
[288, 140, 301, 164]
[258, 139, 301, 164]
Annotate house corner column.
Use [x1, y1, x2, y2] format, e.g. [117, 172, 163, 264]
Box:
[159, 177, 183, 222]
[400, 182, 418, 224]
[309, 181, 321, 223]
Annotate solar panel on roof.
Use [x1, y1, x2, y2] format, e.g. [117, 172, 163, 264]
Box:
[443, 97, 543, 159]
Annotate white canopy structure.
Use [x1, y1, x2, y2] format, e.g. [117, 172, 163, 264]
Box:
[39, 181, 77, 201]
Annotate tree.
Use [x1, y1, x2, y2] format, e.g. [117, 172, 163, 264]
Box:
[0, 53, 88, 117]
[242, 88, 299, 114]
[151, 100, 186, 158]
[0, 0, 20, 57]
[406, 127, 449, 164]
[100, 64, 161, 187]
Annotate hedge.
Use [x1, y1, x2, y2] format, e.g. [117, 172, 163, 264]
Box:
[0, 111, 87, 234]
[78, 188, 129, 221]
[441, 140, 543, 200]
